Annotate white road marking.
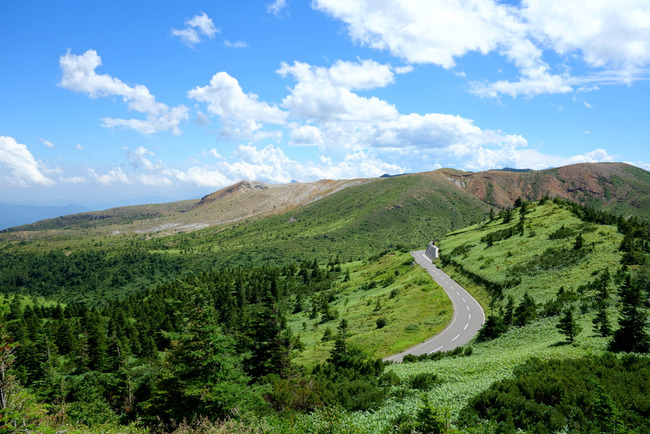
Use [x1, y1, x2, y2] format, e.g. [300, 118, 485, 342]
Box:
[469, 313, 472, 320]
[464, 323, 469, 330]
[462, 297, 466, 302]
[431, 346, 444, 353]
[455, 291, 460, 295]
[452, 334, 460, 342]
[466, 305, 470, 310]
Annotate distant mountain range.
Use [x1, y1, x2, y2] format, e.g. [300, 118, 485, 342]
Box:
[0, 203, 90, 230]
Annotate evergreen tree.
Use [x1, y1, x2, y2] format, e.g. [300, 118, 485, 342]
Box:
[502, 295, 515, 326]
[573, 232, 584, 250]
[477, 315, 507, 342]
[328, 319, 349, 368]
[557, 309, 582, 342]
[150, 289, 263, 424]
[592, 301, 612, 337]
[502, 208, 512, 224]
[514, 292, 537, 327]
[246, 294, 292, 379]
[610, 275, 650, 353]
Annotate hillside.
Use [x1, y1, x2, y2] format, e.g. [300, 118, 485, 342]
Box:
[2, 163, 648, 243]
[438, 199, 624, 304]
[440, 162, 650, 216]
[294, 198, 649, 432]
[0, 183, 649, 432]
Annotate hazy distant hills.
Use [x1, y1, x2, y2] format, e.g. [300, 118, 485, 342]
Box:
[0, 203, 89, 231]
[2, 163, 648, 244]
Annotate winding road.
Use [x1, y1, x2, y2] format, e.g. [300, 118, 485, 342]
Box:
[384, 250, 485, 363]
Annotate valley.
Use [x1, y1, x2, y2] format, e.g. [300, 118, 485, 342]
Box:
[0, 162, 649, 433]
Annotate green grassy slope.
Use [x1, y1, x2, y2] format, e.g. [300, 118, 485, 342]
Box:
[287, 251, 453, 365]
[282, 199, 646, 432]
[152, 173, 491, 266]
[438, 200, 624, 305]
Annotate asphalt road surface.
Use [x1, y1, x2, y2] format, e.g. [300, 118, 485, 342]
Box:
[384, 250, 485, 363]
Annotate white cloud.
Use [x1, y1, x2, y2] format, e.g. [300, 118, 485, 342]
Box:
[59, 50, 188, 134]
[314, 0, 650, 98]
[60, 176, 86, 184]
[371, 113, 527, 150]
[76, 144, 84, 150]
[224, 40, 248, 48]
[172, 12, 219, 47]
[0, 136, 54, 186]
[278, 60, 398, 122]
[314, 0, 508, 68]
[202, 148, 222, 159]
[194, 111, 210, 126]
[101, 105, 189, 135]
[88, 167, 130, 185]
[189, 71, 287, 134]
[290, 125, 324, 146]
[174, 166, 232, 187]
[40, 138, 55, 148]
[524, 0, 650, 72]
[267, 0, 287, 16]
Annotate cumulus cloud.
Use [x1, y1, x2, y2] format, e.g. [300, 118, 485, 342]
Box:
[88, 167, 130, 185]
[172, 12, 219, 47]
[0, 136, 54, 186]
[59, 50, 188, 134]
[189, 71, 287, 137]
[313, 0, 650, 98]
[290, 125, 324, 146]
[524, 0, 650, 72]
[273, 58, 530, 166]
[278, 60, 398, 122]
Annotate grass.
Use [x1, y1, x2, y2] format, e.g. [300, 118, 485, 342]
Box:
[279, 200, 639, 432]
[438, 201, 623, 304]
[299, 314, 612, 432]
[287, 251, 453, 365]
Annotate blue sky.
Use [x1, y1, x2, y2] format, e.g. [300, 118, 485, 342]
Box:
[1, 0, 650, 207]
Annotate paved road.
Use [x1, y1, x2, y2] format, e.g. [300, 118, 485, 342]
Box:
[384, 250, 485, 363]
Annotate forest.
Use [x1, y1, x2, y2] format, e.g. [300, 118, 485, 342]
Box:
[1, 197, 649, 432]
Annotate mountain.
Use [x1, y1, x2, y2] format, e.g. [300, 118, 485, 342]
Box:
[1, 163, 649, 433]
[1, 163, 648, 253]
[439, 162, 650, 215]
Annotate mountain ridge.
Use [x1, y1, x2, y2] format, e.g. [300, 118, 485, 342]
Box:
[2, 162, 648, 241]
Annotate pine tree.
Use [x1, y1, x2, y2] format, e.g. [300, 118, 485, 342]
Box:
[592, 301, 612, 337]
[246, 294, 292, 379]
[502, 295, 515, 326]
[610, 274, 650, 353]
[328, 319, 349, 368]
[573, 232, 584, 250]
[477, 315, 507, 342]
[514, 292, 537, 327]
[151, 289, 263, 424]
[557, 309, 582, 342]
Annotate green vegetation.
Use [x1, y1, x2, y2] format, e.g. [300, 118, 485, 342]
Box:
[1, 173, 650, 432]
[459, 354, 650, 432]
[287, 251, 452, 365]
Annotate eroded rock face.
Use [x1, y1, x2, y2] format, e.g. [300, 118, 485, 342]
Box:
[438, 162, 642, 210]
[198, 180, 269, 205]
